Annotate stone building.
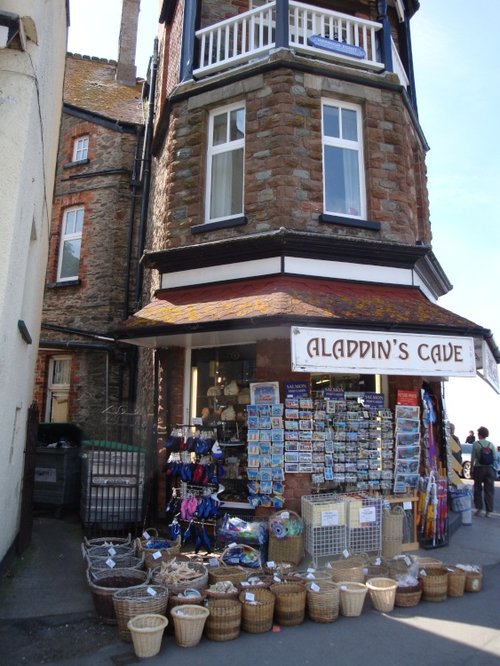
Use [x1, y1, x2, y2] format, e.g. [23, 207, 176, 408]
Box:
[118, 0, 499, 521]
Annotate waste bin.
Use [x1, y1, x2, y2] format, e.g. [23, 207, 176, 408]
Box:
[34, 423, 83, 507]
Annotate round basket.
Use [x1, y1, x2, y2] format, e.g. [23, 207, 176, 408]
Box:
[220, 544, 262, 569]
[270, 582, 306, 626]
[238, 588, 276, 634]
[330, 565, 365, 584]
[86, 568, 149, 623]
[152, 560, 208, 594]
[366, 577, 397, 613]
[85, 543, 135, 560]
[363, 564, 389, 582]
[419, 567, 449, 602]
[170, 604, 210, 648]
[205, 598, 242, 641]
[388, 556, 414, 579]
[113, 584, 169, 642]
[415, 557, 443, 571]
[329, 553, 369, 567]
[395, 582, 422, 608]
[208, 566, 249, 587]
[338, 582, 368, 617]
[268, 510, 304, 566]
[165, 590, 205, 635]
[446, 566, 466, 598]
[464, 568, 483, 592]
[136, 536, 182, 570]
[296, 568, 332, 582]
[264, 561, 296, 576]
[127, 613, 168, 659]
[240, 574, 274, 591]
[206, 580, 240, 600]
[88, 553, 145, 573]
[305, 580, 340, 623]
[83, 535, 132, 552]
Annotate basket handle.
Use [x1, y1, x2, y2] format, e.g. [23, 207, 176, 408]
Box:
[134, 537, 143, 555]
[142, 527, 159, 539]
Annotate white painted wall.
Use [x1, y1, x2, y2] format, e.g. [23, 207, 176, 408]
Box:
[0, 0, 67, 564]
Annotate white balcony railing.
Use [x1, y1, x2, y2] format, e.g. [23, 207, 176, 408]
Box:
[194, 1, 392, 79]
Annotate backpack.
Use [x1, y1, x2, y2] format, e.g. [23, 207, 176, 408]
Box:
[478, 443, 494, 466]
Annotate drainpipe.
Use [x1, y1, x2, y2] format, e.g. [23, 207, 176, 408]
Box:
[135, 38, 159, 309]
[275, 0, 289, 49]
[376, 0, 393, 72]
[180, 0, 200, 82]
[124, 124, 143, 320]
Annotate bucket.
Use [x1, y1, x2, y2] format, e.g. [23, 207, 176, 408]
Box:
[170, 604, 210, 647]
[127, 613, 168, 658]
[365, 577, 397, 613]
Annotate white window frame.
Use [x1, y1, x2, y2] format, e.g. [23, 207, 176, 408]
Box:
[72, 135, 89, 162]
[57, 206, 84, 282]
[45, 356, 71, 422]
[321, 99, 366, 220]
[205, 102, 245, 224]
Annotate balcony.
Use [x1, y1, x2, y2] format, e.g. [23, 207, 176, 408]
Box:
[194, 1, 395, 80]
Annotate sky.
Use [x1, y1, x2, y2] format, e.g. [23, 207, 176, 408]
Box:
[67, 0, 500, 445]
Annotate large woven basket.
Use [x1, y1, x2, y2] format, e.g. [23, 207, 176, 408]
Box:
[205, 598, 242, 641]
[171, 604, 210, 647]
[382, 507, 404, 559]
[446, 566, 466, 598]
[127, 613, 168, 659]
[366, 577, 397, 613]
[152, 560, 208, 594]
[136, 536, 182, 570]
[208, 565, 249, 587]
[395, 582, 422, 608]
[86, 568, 149, 623]
[270, 582, 306, 626]
[268, 510, 304, 565]
[87, 553, 145, 573]
[338, 582, 368, 617]
[305, 580, 340, 623]
[113, 584, 169, 642]
[166, 591, 206, 635]
[363, 564, 389, 582]
[83, 534, 132, 551]
[239, 588, 275, 633]
[330, 564, 365, 584]
[420, 567, 449, 602]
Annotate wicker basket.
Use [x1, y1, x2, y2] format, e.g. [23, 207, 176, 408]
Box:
[170, 604, 210, 648]
[240, 574, 274, 591]
[366, 577, 397, 613]
[87, 553, 145, 573]
[305, 580, 340, 623]
[208, 566, 249, 587]
[415, 557, 443, 570]
[382, 507, 404, 559]
[330, 564, 365, 584]
[263, 561, 296, 577]
[83, 534, 132, 551]
[239, 588, 276, 633]
[395, 582, 422, 608]
[152, 560, 208, 594]
[388, 556, 414, 579]
[112, 584, 169, 642]
[206, 581, 240, 600]
[420, 567, 449, 602]
[446, 566, 466, 598]
[85, 543, 135, 559]
[205, 598, 242, 641]
[363, 564, 389, 582]
[464, 568, 483, 592]
[338, 582, 368, 617]
[270, 582, 306, 626]
[86, 568, 149, 623]
[268, 510, 304, 565]
[127, 613, 168, 659]
[136, 536, 182, 570]
[165, 591, 205, 635]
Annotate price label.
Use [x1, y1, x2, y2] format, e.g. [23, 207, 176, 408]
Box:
[342, 549, 350, 559]
[152, 551, 162, 560]
[105, 558, 116, 568]
[403, 501, 412, 510]
[107, 547, 116, 557]
[321, 510, 339, 527]
[147, 587, 157, 596]
[245, 592, 255, 602]
[359, 506, 376, 523]
[142, 531, 150, 540]
[310, 583, 320, 592]
[266, 561, 275, 568]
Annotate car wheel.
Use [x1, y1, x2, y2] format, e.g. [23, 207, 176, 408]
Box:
[462, 461, 471, 479]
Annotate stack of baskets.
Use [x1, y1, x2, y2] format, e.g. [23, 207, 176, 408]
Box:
[382, 506, 404, 559]
[268, 510, 304, 566]
[85, 543, 143, 572]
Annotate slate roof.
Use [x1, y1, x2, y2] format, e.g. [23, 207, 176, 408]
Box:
[64, 53, 144, 125]
[118, 275, 483, 338]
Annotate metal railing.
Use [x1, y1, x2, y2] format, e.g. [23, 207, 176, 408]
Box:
[194, 1, 393, 79]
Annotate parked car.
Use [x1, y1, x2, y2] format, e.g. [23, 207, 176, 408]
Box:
[460, 442, 500, 479]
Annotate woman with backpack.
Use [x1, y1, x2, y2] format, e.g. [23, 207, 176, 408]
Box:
[471, 426, 496, 517]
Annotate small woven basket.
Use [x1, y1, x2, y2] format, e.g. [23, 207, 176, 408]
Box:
[464, 568, 483, 592]
[113, 584, 169, 642]
[208, 566, 249, 587]
[205, 598, 242, 642]
[338, 582, 368, 617]
[395, 582, 422, 608]
[305, 580, 340, 623]
[420, 567, 449, 602]
[170, 604, 210, 648]
[127, 613, 168, 659]
[268, 510, 304, 565]
[152, 560, 208, 594]
[83, 534, 132, 551]
[239, 588, 275, 633]
[330, 564, 365, 584]
[86, 568, 149, 624]
[365, 577, 397, 613]
[446, 566, 466, 598]
[270, 582, 306, 626]
[136, 536, 182, 570]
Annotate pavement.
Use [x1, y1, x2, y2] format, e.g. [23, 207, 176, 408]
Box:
[1, 484, 500, 665]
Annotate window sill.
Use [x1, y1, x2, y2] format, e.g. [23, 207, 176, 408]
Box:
[191, 216, 248, 234]
[319, 213, 381, 231]
[46, 279, 81, 289]
[63, 159, 90, 169]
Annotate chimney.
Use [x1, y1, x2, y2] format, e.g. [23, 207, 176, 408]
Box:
[115, 0, 140, 85]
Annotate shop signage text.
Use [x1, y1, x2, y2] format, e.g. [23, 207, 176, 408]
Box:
[291, 327, 476, 377]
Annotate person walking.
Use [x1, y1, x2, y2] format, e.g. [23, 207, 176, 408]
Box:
[471, 426, 496, 517]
